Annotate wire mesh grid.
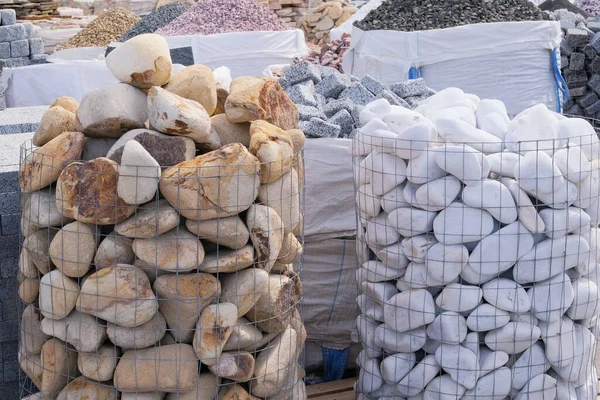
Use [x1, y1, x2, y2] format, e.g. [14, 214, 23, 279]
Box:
[353, 116, 600, 399]
[17, 137, 306, 400]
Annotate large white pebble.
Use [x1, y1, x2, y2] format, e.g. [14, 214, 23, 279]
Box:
[487, 152, 522, 178]
[383, 289, 435, 332]
[353, 118, 392, 156]
[383, 109, 428, 134]
[460, 262, 497, 285]
[551, 321, 594, 384]
[357, 184, 382, 218]
[395, 121, 437, 159]
[396, 262, 446, 290]
[558, 118, 599, 161]
[554, 374, 578, 400]
[514, 151, 565, 194]
[515, 374, 557, 400]
[513, 235, 589, 283]
[360, 152, 407, 196]
[554, 144, 591, 183]
[524, 179, 578, 210]
[511, 343, 551, 390]
[479, 348, 509, 375]
[364, 281, 397, 304]
[500, 178, 546, 233]
[356, 315, 382, 359]
[539, 317, 577, 370]
[466, 303, 510, 332]
[482, 278, 531, 313]
[539, 207, 590, 238]
[527, 273, 574, 322]
[358, 358, 383, 394]
[505, 104, 563, 155]
[484, 322, 541, 354]
[424, 374, 466, 400]
[361, 260, 405, 282]
[366, 213, 400, 247]
[462, 367, 512, 400]
[396, 355, 440, 397]
[388, 207, 437, 237]
[462, 179, 517, 224]
[434, 143, 489, 185]
[479, 112, 509, 141]
[117, 140, 160, 205]
[468, 222, 534, 276]
[435, 117, 503, 153]
[415, 176, 461, 211]
[374, 324, 427, 353]
[567, 277, 600, 320]
[434, 344, 478, 390]
[406, 149, 448, 184]
[426, 311, 467, 344]
[381, 184, 410, 214]
[380, 353, 416, 384]
[359, 98, 391, 125]
[476, 99, 510, 126]
[357, 294, 384, 321]
[433, 202, 494, 244]
[402, 234, 437, 263]
[425, 243, 468, 284]
[436, 283, 482, 312]
[377, 243, 410, 270]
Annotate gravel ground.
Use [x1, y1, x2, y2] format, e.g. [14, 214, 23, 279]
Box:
[121, 3, 188, 42]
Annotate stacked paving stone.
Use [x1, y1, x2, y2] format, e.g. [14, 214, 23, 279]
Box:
[0, 0, 57, 18]
[555, 10, 600, 117]
[280, 61, 435, 138]
[256, 0, 313, 27]
[0, 9, 45, 70]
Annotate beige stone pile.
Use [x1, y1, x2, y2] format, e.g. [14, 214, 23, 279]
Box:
[18, 33, 306, 399]
[298, 0, 356, 45]
[3, 0, 58, 18]
[256, 0, 315, 27]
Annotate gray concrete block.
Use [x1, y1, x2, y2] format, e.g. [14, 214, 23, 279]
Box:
[327, 108, 353, 137]
[577, 91, 599, 108]
[323, 98, 355, 118]
[566, 103, 584, 116]
[0, 192, 18, 214]
[286, 84, 317, 107]
[315, 72, 350, 99]
[591, 32, 600, 53]
[585, 99, 600, 115]
[0, 318, 17, 342]
[566, 28, 589, 48]
[592, 56, 600, 74]
[570, 85, 588, 97]
[22, 22, 34, 37]
[284, 62, 321, 85]
[0, 10, 15, 26]
[563, 96, 575, 111]
[561, 38, 573, 57]
[0, 235, 18, 259]
[569, 52, 585, 71]
[338, 82, 375, 106]
[27, 37, 43, 56]
[565, 69, 588, 88]
[361, 75, 385, 95]
[299, 117, 341, 138]
[0, 25, 25, 42]
[10, 39, 29, 58]
[561, 55, 569, 69]
[297, 104, 325, 121]
[0, 57, 30, 70]
[29, 54, 46, 64]
[390, 78, 428, 98]
[378, 89, 411, 108]
[583, 44, 597, 59]
[2, 360, 17, 381]
[589, 22, 600, 33]
[0, 43, 8, 60]
[1, 341, 17, 362]
[588, 74, 600, 95]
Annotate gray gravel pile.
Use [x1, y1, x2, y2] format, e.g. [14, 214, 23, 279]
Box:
[355, 0, 548, 32]
[280, 61, 435, 138]
[120, 3, 189, 42]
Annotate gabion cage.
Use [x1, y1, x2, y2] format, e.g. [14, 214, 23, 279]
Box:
[18, 134, 306, 400]
[353, 112, 600, 399]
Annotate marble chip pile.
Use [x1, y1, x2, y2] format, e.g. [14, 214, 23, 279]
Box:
[0, 9, 45, 69]
[280, 61, 435, 139]
[354, 88, 600, 399]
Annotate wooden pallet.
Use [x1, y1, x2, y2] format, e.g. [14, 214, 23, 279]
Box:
[307, 378, 355, 400]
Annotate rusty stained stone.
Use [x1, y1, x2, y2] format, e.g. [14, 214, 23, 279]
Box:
[55, 157, 136, 225]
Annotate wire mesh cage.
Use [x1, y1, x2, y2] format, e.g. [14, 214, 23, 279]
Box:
[353, 104, 600, 399]
[17, 130, 306, 399]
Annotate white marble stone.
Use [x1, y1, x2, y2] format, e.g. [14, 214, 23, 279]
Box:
[361, 152, 407, 196]
[515, 374, 557, 400]
[423, 374, 466, 400]
[505, 104, 563, 155]
[527, 273, 574, 322]
[380, 352, 416, 384]
[383, 109, 429, 135]
[525, 178, 578, 210]
[436, 283, 482, 312]
[374, 324, 427, 353]
[515, 150, 565, 196]
[433, 202, 494, 244]
[406, 149, 448, 185]
[356, 315, 382, 358]
[554, 375, 578, 400]
[366, 213, 400, 247]
[510, 312, 540, 326]
[361, 260, 405, 282]
[383, 289, 436, 333]
[484, 322, 541, 354]
[500, 178, 546, 233]
[460, 262, 497, 285]
[357, 293, 384, 322]
[394, 121, 437, 160]
[461, 179, 517, 224]
[363, 281, 398, 304]
[414, 176, 461, 211]
[434, 344, 478, 390]
[479, 113, 509, 142]
[567, 277, 600, 320]
[353, 118, 392, 156]
[435, 117, 503, 154]
[396, 355, 440, 398]
[381, 184, 410, 214]
[482, 278, 531, 313]
[539, 317, 577, 370]
[466, 303, 510, 332]
[358, 358, 383, 394]
[388, 207, 437, 237]
[425, 243, 469, 284]
[558, 118, 599, 161]
[377, 242, 410, 270]
[479, 348, 508, 375]
[426, 311, 467, 344]
[357, 184, 382, 219]
[434, 143, 490, 185]
[510, 343, 551, 390]
[360, 98, 392, 126]
[487, 152, 522, 178]
[554, 144, 591, 183]
[401, 235, 437, 263]
[462, 367, 512, 400]
[551, 321, 594, 384]
[539, 207, 591, 238]
[396, 262, 446, 290]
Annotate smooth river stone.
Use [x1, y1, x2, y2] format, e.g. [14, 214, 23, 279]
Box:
[194, 303, 237, 365]
[426, 311, 467, 344]
[246, 204, 285, 272]
[515, 150, 565, 194]
[487, 152, 522, 178]
[513, 235, 589, 283]
[361, 260, 405, 282]
[396, 354, 440, 397]
[554, 144, 591, 183]
[357, 358, 383, 394]
[57, 377, 119, 400]
[165, 373, 220, 400]
[199, 245, 254, 273]
[401, 234, 437, 263]
[114, 344, 198, 393]
[94, 232, 134, 269]
[407, 149, 448, 185]
[185, 215, 249, 250]
[357, 183, 382, 218]
[78, 265, 158, 328]
[539, 207, 591, 238]
[466, 303, 510, 332]
[383, 289, 435, 332]
[115, 200, 179, 239]
[462, 179, 518, 224]
[435, 117, 503, 153]
[468, 221, 534, 276]
[524, 178, 578, 210]
[424, 375, 466, 400]
[500, 178, 546, 233]
[223, 317, 263, 352]
[483, 278, 531, 313]
[246, 274, 298, 333]
[208, 351, 255, 382]
[77, 343, 119, 381]
[19, 249, 39, 280]
[433, 202, 494, 244]
[479, 348, 509, 375]
[515, 374, 557, 400]
[357, 315, 382, 359]
[574, 159, 599, 209]
[434, 143, 490, 185]
[374, 324, 427, 353]
[462, 367, 512, 400]
[358, 293, 384, 321]
[23, 230, 56, 275]
[567, 278, 600, 320]
[22, 189, 73, 230]
[388, 207, 436, 237]
[41, 338, 78, 396]
[380, 184, 410, 214]
[380, 353, 416, 384]
[425, 243, 469, 284]
[396, 262, 447, 290]
[257, 169, 301, 231]
[117, 140, 160, 205]
[21, 305, 50, 355]
[153, 272, 220, 343]
[107, 311, 166, 349]
[550, 321, 595, 384]
[376, 242, 410, 270]
[367, 213, 400, 247]
[511, 343, 551, 390]
[363, 282, 397, 305]
[539, 317, 577, 370]
[414, 176, 461, 211]
[221, 268, 269, 318]
[394, 120, 437, 159]
[402, 181, 420, 208]
[528, 273, 574, 322]
[49, 221, 97, 278]
[434, 344, 478, 389]
[41, 311, 107, 352]
[436, 283, 482, 312]
[360, 152, 407, 196]
[39, 269, 79, 320]
[485, 322, 541, 354]
[133, 228, 205, 272]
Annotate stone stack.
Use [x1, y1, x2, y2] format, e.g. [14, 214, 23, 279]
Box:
[298, 0, 356, 45]
[354, 89, 600, 398]
[18, 33, 306, 399]
[0, 9, 44, 71]
[1, 0, 58, 18]
[256, 0, 312, 27]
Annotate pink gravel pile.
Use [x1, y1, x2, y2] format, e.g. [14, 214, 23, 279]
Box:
[156, 0, 291, 36]
[581, 0, 600, 16]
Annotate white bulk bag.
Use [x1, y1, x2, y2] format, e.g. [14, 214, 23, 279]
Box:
[343, 21, 564, 116]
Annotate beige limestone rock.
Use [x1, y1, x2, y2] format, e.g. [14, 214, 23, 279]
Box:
[221, 268, 270, 317]
[77, 83, 148, 138]
[41, 338, 79, 396]
[185, 215, 249, 250]
[258, 170, 300, 231]
[117, 140, 161, 205]
[41, 310, 107, 352]
[77, 344, 119, 382]
[19, 277, 40, 303]
[193, 302, 237, 365]
[278, 232, 303, 264]
[153, 272, 220, 343]
[94, 232, 135, 269]
[20, 131, 85, 192]
[294, 154, 304, 191]
[214, 83, 229, 115]
[286, 128, 305, 153]
[165, 64, 217, 116]
[133, 258, 167, 284]
[122, 393, 165, 400]
[165, 373, 220, 400]
[77, 265, 157, 328]
[23, 229, 56, 275]
[56, 157, 136, 225]
[223, 317, 264, 352]
[22, 189, 72, 229]
[20, 345, 43, 389]
[208, 351, 255, 382]
[33, 106, 80, 147]
[246, 204, 285, 272]
[114, 344, 198, 393]
[218, 386, 260, 400]
[39, 269, 79, 319]
[225, 78, 299, 130]
[49, 221, 97, 278]
[106, 34, 172, 89]
[249, 120, 295, 184]
[160, 143, 260, 220]
[107, 311, 166, 349]
[247, 274, 297, 333]
[200, 245, 255, 273]
[51, 96, 79, 113]
[115, 200, 179, 238]
[21, 304, 50, 355]
[57, 376, 119, 400]
[20, 248, 39, 279]
[132, 228, 205, 272]
[210, 113, 250, 147]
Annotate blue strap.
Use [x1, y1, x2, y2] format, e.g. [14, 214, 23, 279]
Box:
[322, 347, 350, 382]
[552, 47, 569, 112]
[408, 66, 422, 80]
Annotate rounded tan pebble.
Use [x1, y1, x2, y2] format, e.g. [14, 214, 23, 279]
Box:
[165, 64, 217, 116]
[185, 214, 249, 250]
[246, 204, 285, 272]
[278, 232, 303, 264]
[214, 83, 229, 115]
[21, 304, 50, 355]
[41, 310, 107, 353]
[49, 221, 97, 278]
[208, 351, 255, 382]
[165, 373, 219, 400]
[115, 200, 179, 239]
[218, 385, 260, 400]
[257, 169, 301, 232]
[223, 317, 263, 352]
[50, 96, 79, 113]
[23, 229, 56, 274]
[39, 269, 79, 319]
[286, 128, 306, 153]
[221, 268, 270, 317]
[122, 393, 166, 400]
[20, 345, 43, 389]
[246, 274, 297, 333]
[193, 303, 238, 365]
[132, 228, 205, 272]
[77, 344, 120, 382]
[94, 232, 135, 269]
[133, 258, 167, 284]
[19, 248, 39, 279]
[22, 189, 73, 229]
[200, 245, 255, 273]
[41, 338, 79, 396]
[33, 106, 80, 147]
[210, 113, 250, 147]
[249, 120, 294, 184]
[57, 376, 119, 400]
[107, 311, 166, 349]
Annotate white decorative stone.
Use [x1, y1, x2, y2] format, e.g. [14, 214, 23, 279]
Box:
[527, 273, 574, 322]
[367, 213, 400, 247]
[484, 322, 541, 354]
[383, 109, 429, 135]
[482, 278, 531, 313]
[359, 98, 391, 125]
[396, 262, 446, 290]
[380, 352, 416, 384]
[435, 117, 503, 153]
[377, 243, 410, 270]
[539, 207, 591, 238]
[514, 150, 565, 194]
[357, 358, 383, 394]
[388, 207, 436, 237]
[425, 243, 469, 284]
[383, 289, 435, 332]
[466, 303, 510, 332]
[434, 143, 490, 185]
[461, 179, 518, 224]
[500, 178, 546, 233]
[381, 184, 409, 214]
[462, 367, 512, 400]
[554, 144, 591, 183]
[487, 152, 522, 178]
[515, 374, 557, 400]
[434, 344, 478, 390]
[415, 176, 461, 211]
[424, 374, 466, 400]
[558, 118, 599, 161]
[436, 283, 482, 312]
[356, 315, 382, 359]
[406, 149, 448, 185]
[433, 202, 494, 244]
[426, 311, 467, 344]
[401, 234, 437, 263]
[479, 348, 509, 375]
[357, 184, 382, 218]
[361, 260, 405, 282]
[567, 278, 600, 320]
[118, 140, 160, 205]
[360, 152, 407, 196]
[373, 324, 427, 353]
[396, 355, 440, 398]
[505, 104, 563, 155]
[510, 343, 551, 390]
[394, 121, 437, 159]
